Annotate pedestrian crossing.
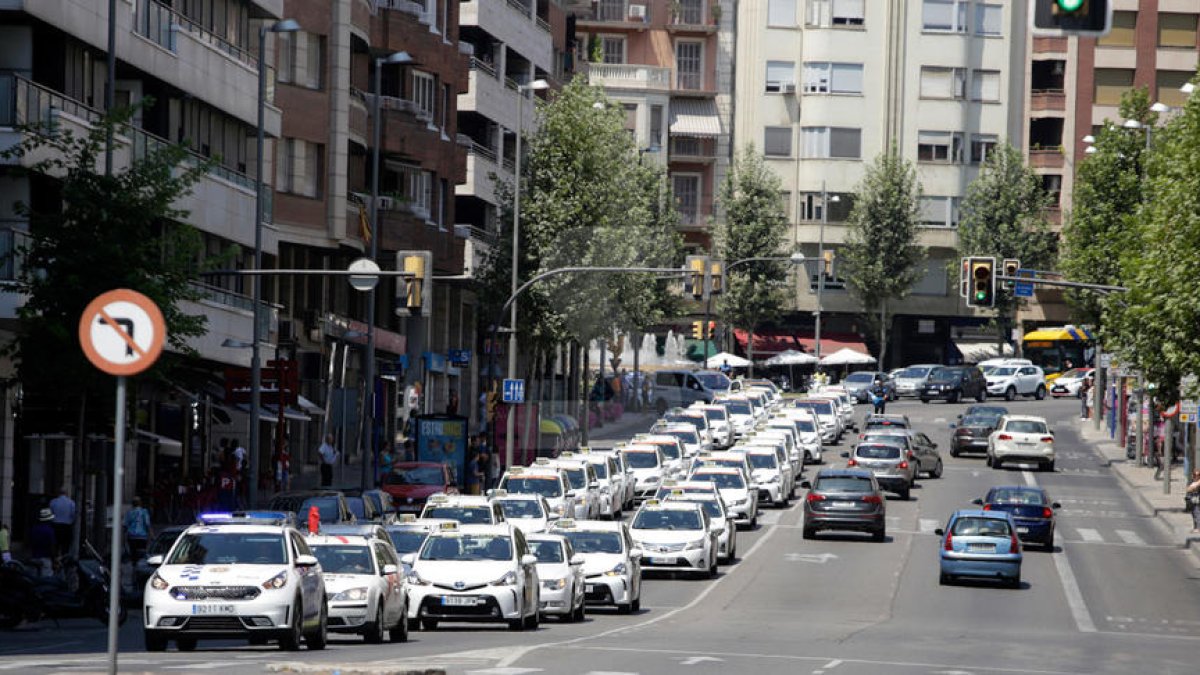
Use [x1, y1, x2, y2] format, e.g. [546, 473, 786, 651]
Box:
[883, 517, 1169, 548]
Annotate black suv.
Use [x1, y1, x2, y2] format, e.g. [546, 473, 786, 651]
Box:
[920, 366, 986, 404]
[801, 468, 887, 541]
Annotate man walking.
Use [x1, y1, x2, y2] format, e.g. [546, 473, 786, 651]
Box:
[48, 486, 76, 557]
[318, 434, 338, 487]
[124, 496, 153, 560]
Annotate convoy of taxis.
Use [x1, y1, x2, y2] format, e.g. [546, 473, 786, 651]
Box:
[137, 374, 1059, 652]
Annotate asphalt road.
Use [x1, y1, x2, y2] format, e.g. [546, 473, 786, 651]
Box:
[4, 397, 1200, 674]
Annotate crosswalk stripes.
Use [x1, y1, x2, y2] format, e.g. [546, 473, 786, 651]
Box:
[1114, 529, 1146, 545]
[1075, 528, 1104, 543]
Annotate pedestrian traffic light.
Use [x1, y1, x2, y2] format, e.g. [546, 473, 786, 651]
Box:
[959, 258, 970, 298]
[967, 257, 995, 308]
[691, 321, 704, 340]
[709, 261, 724, 296]
[1031, 0, 1111, 37]
[397, 251, 432, 317]
[707, 321, 717, 340]
[685, 255, 707, 299]
[1002, 258, 1020, 290]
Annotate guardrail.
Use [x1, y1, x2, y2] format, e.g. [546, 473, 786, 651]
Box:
[137, 0, 257, 69]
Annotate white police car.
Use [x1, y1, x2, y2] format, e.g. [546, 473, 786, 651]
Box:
[526, 533, 586, 621]
[402, 522, 540, 630]
[548, 519, 642, 614]
[142, 512, 327, 652]
[490, 490, 552, 534]
[307, 533, 407, 643]
[628, 500, 718, 578]
[419, 494, 505, 525]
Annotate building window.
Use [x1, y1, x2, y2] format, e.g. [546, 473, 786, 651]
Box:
[1098, 10, 1136, 48]
[764, 126, 793, 156]
[919, 196, 959, 228]
[803, 62, 863, 94]
[412, 71, 437, 118]
[276, 138, 323, 198]
[276, 31, 323, 90]
[768, 0, 797, 27]
[970, 133, 998, 163]
[797, 192, 853, 222]
[802, 126, 861, 159]
[672, 174, 701, 225]
[676, 41, 703, 90]
[766, 61, 796, 93]
[911, 259, 948, 295]
[1157, 70, 1194, 107]
[919, 66, 966, 99]
[974, 4, 1002, 36]
[1041, 174, 1062, 207]
[917, 131, 963, 163]
[970, 69, 1001, 102]
[922, 0, 967, 33]
[808, 250, 845, 290]
[1094, 68, 1135, 105]
[1159, 13, 1199, 48]
[676, 0, 705, 24]
[650, 104, 664, 150]
[602, 36, 626, 64]
[622, 103, 638, 135]
[397, 166, 433, 219]
[1031, 60, 1065, 93]
[806, 0, 865, 28]
[441, 84, 451, 132]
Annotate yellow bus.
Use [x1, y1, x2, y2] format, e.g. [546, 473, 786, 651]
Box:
[1021, 326, 1095, 380]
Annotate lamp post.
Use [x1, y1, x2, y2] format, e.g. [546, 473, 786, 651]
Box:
[504, 78, 548, 472]
[250, 18, 301, 509]
[814, 181, 840, 361]
[364, 51, 414, 491]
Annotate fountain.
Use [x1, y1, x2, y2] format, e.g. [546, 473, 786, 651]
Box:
[586, 331, 693, 370]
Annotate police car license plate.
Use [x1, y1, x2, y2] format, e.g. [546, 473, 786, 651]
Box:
[650, 557, 674, 565]
[441, 596, 477, 606]
[192, 604, 236, 615]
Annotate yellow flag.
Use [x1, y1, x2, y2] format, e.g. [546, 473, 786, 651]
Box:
[359, 203, 372, 244]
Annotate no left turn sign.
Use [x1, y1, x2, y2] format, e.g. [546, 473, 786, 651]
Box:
[78, 289, 166, 376]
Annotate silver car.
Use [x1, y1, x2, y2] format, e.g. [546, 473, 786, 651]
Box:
[891, 364, 941, 398]
[858, 429, 944, 479]
[844, 442, 917, 500]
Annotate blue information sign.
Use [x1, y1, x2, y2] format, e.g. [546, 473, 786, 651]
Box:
[502, 378, 525, 404]
[1014, 268, 1035, 298]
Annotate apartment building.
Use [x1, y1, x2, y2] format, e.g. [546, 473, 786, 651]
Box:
[733, 0, 1028, 366]
[1020, 0, 1200, 326]
[563, 0, 733, 250]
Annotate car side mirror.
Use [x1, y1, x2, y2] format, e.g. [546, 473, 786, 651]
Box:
[521, 554, 539, 566]
[948, 423, 956, 429]
[971, 498, 983, 505]
[400, 553, 416, 567]
[381, 564, 398, 576]
[1051, 502, 1062, 509]
[569, 554, 585, 566]
[295, 554, 319, 567]
[800, 480, 812, 489]
[629, 548, 644, 559]
[146, 555, 164, 567]
[840, 452, 849, 458]
[935, 528, 945, 536]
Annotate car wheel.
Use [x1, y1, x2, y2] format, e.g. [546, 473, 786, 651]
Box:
[985, 453, 993, 468]
[939, 573, 952, 586]
[1044, 529, 1055, 550]
[976, 389, 986, 403]
[1005, 387, 1016, 402]
[1035, 385, 1047, 400]
[144, 632, 167, 652]
[176, 637, 196, 652]
[364, 607, 385, 644]
[900, 487, 911, 501]
[949, 447, 959, 458]
[278, 602, 303, 651]
[1044, 461, 1055, 472]
[750, 514, 758, 529]
[526, 606, 540, 630]
[920, 398, 930, 404]
[872, 528, 886, 543]
[1008, 575, 1022, 589]
[306, 606, 328, 650]
[802, 527, 815, 540]
[508, 617, 525, 631]
[422, 619, 440, 631]
[389, 608, 409, 642]
[617, 602, 633, 615]
[930, 459, 943, 479]
[948, 391, 960, 404]
[631, 596, 641, 612]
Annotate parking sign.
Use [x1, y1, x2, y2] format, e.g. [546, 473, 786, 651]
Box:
[502, 378, 525, 404]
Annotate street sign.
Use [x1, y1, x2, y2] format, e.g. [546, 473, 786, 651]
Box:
[348, 258, 381, 292]
[1014, 268, 1035, 298]
[502, 378, 525, 404]
[78, 289, 166, 377]
[1099, 354, 1112, 368]
[449, 349, 471, 367]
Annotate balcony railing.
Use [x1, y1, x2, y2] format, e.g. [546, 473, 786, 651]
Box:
[536, 16, 551, 32]
[505, 0, 531, 17]
[470, 57, 498, 79]
[468, 141, 498, 163]
[0, 222, 30, 283]
[583, 62, 672, 90]
[189, 280, 277, 337]
[374, 0, 426, 19]
[137, 0, 257, 69]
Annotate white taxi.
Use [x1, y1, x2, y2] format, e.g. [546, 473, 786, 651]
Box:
[632, 434, 689, 477]
[988, 415, 1056, 471]
[593, 448, 637, 510]
[628, 501, 718, 578]
[307, 534, 407, 643]
[653, 479, 721, 501]
[689, 465, 759, 529]
[620, 444, 668, 503]
[142, 512, 327, 652]
[497, 465, 577, 519]
[663, 490, 737, 562]
[419, 494, 505, 525]
[490, 491, 552, 534]
[741, 446, 793, 507]
[526, 533, 586, 621]
[384, 515, 456, 571]
[548, 519, 643, 614]
[402, 522, 540, 631]
[691, 403, 734, 449]
[578, 449, 625, 518]
[543, 457, 602, 520]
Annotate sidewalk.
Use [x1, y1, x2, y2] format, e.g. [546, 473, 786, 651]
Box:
[584, 410, 659, 449]
[1075, 418, 1200, 553]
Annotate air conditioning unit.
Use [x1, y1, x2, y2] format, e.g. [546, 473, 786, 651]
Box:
[629, 4, 646, 19]
[377, 195, 396, 211]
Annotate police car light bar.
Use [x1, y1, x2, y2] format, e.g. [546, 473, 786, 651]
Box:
[197, 511, 294, 526]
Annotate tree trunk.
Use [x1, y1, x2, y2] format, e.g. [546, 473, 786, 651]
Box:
[878, 300, 888, 370]
[580, 343, 590, 446]
[522, 349, 540, 458]
[747, 328, 755, 377]
[632, 330, 641, 412]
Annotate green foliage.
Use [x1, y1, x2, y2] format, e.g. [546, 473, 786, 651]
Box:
[1, 104, 210, 410]
[840, 146, 924, 364]
[715, 146, 790, 349]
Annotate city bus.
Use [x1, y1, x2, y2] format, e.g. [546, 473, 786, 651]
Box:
[1021, 326, 1095, 380]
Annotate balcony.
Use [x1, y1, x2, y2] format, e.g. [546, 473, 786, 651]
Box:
[1031, 90, 1066, 112]
[669, 136, 716, 163]
[567, 0, 651, 28]
[461, 59, 539, 132]
[1029, 148, 1065, 169]
[463, 142, 508, 203]
[583, 62, 672, 92]
[667, 0, 717, 34]
[460, 0, 554, 72]
[182, 281, 279, 367]
[349, 87, 370, 147]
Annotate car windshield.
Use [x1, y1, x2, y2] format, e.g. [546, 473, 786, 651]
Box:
[695, 372, 731, 390]
[666, 414, 706, 432]
[346, 497, 368, 520]
[387, 530, 429, 554]
[993, 367, 1017, 376]
[558, 467, 586, 490]
[844, 372, 874, 383]
[419, 535, 512, 561]
[701, 408, 726, 423]
[1060, 368, 1086, 379]
[591, 461, 609, 479]
[311, 545, 373, 574]
[623, 451, 659, 469]
[1005, 420, 1049, 434]
[861, 434, 906, 446]
[669, 499, 722, 518]
[529, 540, 564, 563]
[649, 441, 682, 460]
[802, 401, 834, 415]
[665, 430, 698, 448]
[866, 419, 907, 429]
[988, 489, 1046, 505]
[814, 477, 875, 492]
[961, 415, 996, 427]
[632, 509, 703, 531]
[855, 444, 902, 460]
[967, 406, 1009, 417]
[501, 476, 563, 498]
[747, 454, 777, 469]
[692, 472, 745, 489]
[951, 517, 1012, 537]
[148, 530, 184, 557]
[423, 506, 493, 524]
[497, 499, 544, 519]
[793, 419, 815, 432]
[899, 367, 931, 378]
[386, 467, 445, 486]
[166, 533, 287, 565]
[299, 496, 341, 523]
[558, 531, 623, 554]
[724, 400, 752, 415]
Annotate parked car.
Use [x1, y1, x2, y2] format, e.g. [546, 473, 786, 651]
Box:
[841, 371, 895, 403]
[891, 364, 942, 398]
[936, 510, 1023, 587]
[985, 364, 1047, 401]
[801, 468, 886, 541]
[382, 462, 458, 514]
[267, 490, 355, 524]
[920, 366, 987, 404]
[650, 370, 722, 414]
[972, 486, 1060, 549]
[1050, 368, 1095, 398]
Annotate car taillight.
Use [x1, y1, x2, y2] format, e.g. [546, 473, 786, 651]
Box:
[998, 434, 1013, 441]
[846, 459, 857, 466]
[944, 531, 953, 551]
[1042, 507, 1053, 519]
[806, 492, 825, 503]
[1040, 436, 1054, 443]
[982, 504, 991, 510]
[1010, 532, 1021, 552]
[862, 495, 882, 504]
[898, 461, 909, 469]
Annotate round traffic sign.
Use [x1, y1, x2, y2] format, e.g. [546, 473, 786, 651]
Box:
[348, 258, 381, 292]
[78, 289, 166, 376]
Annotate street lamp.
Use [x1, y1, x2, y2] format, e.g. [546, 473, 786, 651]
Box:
[250, 17, 301, 509]
[504, 78, 548, 471]
[364, 50, 414, 491]
[814, 181, 840, 361]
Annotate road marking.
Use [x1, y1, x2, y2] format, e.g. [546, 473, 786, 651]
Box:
[759, 510, 783, 525]
[1075, 528, 1104, 543]
[465, 669, 545, 675]
[677, 655, 723, 665]
[784, 552, 838, 564]
[164, 663, 246, 671]
[823, 659, 843, 669]
[919, 518, 940, 534]
[1025, 469, 1099, 634]
[1114, 529, 1145, 545]
[1022, 470, 1037, 487]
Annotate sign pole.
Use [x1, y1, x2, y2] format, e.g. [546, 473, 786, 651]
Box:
[107, 375, 126, 675]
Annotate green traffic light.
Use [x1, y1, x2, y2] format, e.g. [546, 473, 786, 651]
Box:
[1056, 0, 1085, 12]
[975, 292, 987, 301]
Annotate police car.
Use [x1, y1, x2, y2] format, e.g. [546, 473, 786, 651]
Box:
[307, 533, 407, 643]
[620, 444, 668, 503]
[628, 500, 718, 578]
[402, 522, 541, 630]
[419, 494, 505, 525]
[663, 490, 737, 562]
[142, 512, 327, 652]
[490, 490, 552, 534]
[526, 533, 586, 621]
[689, 466, 759, 529]
[497, 465, 578, 520]
[548, 519, 643, 614]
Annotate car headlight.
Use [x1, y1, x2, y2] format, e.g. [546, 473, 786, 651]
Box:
[490, 571, 518, 586]
[542, 577, 567, 590]
[262, 571, 288, 590]
[406, 570, 431, 586]
[731, 497, 748, 506]
[645, 476, 660, 484]
[685, 539, 706, 550]
[604, 563, 627, 577]
[149, 572, 169, 591]
[550, 504, 565, 515]
[332, 587, 369, 601]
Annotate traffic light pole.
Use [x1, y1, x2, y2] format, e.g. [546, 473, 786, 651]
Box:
[993, 275, 1127, 294]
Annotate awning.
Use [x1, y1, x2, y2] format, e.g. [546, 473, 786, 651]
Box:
[685, 339, 718, 361]
[732, 329, 804, 357]
[136, 429, 183, 457]
[297, 394, 326, 417]
[669, 99, 721, 138]
[237, 403, 313, 423]
[953, 341, 1015, 364]
[540, 418, 564, 435]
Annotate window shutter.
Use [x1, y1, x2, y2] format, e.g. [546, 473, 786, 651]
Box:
[830, 63, 862, 93]
[767, 0, 796, 26]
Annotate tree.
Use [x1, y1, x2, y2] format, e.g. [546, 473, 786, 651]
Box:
[715, 146, 790, 370]
[840, 146, 924, 368]
[956, 142, 1056, 350]
[1, 104, 211, 431]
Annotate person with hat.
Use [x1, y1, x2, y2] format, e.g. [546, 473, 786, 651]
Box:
[30, 508, 57, 577]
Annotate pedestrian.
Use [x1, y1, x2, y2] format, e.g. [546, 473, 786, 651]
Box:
[48, 486, 76, 557]
[377, 442, 395, 485]
[30, 509, 56, 576]
[124, 496, 153, 560]
[402, 438, 416, 462]
[318, 433, 338, 487]
[1079, 376, 1092, 419]
[274, 439, 291, 492]
[465, 452, 482, 495]
[1186, 470, 1200, 533]
[720, 359, 732, 376]
[870, 378, 888, 414]
[447, 389, 459, 416]
[0, 522, 11, 563]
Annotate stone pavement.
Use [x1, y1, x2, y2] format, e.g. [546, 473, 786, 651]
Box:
[1075, 416, 1200, 554]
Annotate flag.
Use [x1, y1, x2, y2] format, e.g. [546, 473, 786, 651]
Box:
[358, 202, 372, 244]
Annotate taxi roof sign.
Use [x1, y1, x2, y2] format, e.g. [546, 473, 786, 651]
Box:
[397, 514, 417, 523]
[487, 488, 509, 498]
[555, 518, 577, 529]
[438, 521, 459, 531]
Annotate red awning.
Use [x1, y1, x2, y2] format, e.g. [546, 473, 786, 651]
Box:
[732, 329, 869, 358]
[797, 332, 870, 356]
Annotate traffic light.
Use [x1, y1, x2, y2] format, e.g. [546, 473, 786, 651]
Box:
[691, 320, 704, 340]
[685, 255, 707, 299]
[959, 258, 971, 298]
[1002, 258, 1020, 290]
[708, 261, 724, 296]
[967, 257, 995, 308]
[397, 251, 432, 317]
[1031, 0, 1111, 37]
[707, 321, 717, 340]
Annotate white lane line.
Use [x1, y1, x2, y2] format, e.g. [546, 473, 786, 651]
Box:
[823, 659, 844, 669]
[1026, 469, 1098, 634]
[1022, 470, 1037, 487]
[759, 510, 783, 525]
[919, 518, 940, 534]
[1115, 529, 1145, 545]
[1075, 528, 1104, 543]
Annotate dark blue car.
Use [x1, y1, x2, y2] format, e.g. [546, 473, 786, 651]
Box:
[972, 486, 1060, 549]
